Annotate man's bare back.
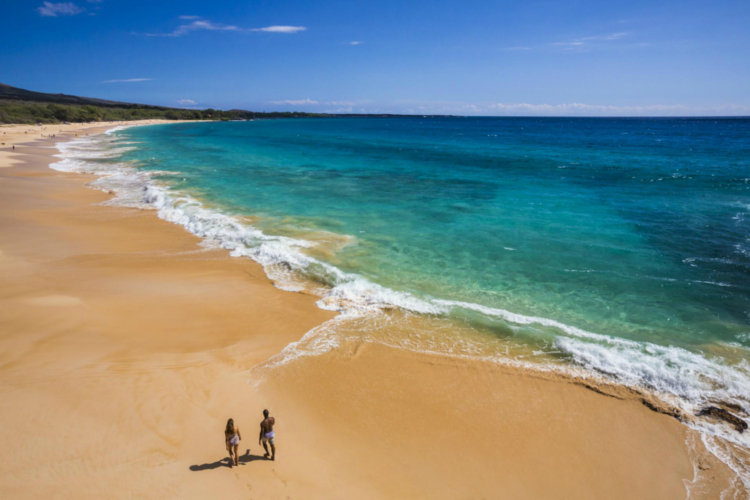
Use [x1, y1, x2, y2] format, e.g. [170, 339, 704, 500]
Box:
[260, 416, 275, 435]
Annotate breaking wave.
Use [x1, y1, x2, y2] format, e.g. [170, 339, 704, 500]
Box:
[51, 128, 750, 489]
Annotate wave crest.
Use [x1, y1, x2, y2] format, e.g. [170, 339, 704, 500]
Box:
[50, 128, 750, 488]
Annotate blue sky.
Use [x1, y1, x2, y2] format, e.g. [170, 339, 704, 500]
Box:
[2, 0, 749, 115]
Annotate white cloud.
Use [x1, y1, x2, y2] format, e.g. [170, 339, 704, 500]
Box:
[147, 20, 240, 37]
[269, 99, 360, 107]
[552, 32, 630, 48]
[342, 100, 750, 117]
[181, 20, 239, 33]
[603, 32, 628, 40]
[37, 2, 84, 16]
[505, 32, 633, 52]
[252, 26, 307, 33]
[489, 102, 686, 115]
[102, 78, 152, 83]
[552, 41, 585, 47]
[325, 107, 355, 113]
[177, 99, 198, 106]
[347, 41, 363, 45]
[270, 98, 319, 106]
[457, 102, 750, 117]
[144, 18, 306, 36]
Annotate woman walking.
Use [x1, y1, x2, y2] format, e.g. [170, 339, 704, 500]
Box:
[224, 418, 242, 467]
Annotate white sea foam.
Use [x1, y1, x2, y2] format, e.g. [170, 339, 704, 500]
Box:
[51, 128, 750, 490]
[52, 131, 750, 410]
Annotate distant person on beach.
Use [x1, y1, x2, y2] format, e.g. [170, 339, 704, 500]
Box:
[259, 409, 276, 460]
[225, 418, 241, 467]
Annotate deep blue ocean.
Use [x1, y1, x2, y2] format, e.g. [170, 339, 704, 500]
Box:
[57, 117, 750, 423]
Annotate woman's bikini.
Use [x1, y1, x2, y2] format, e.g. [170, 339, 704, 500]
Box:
[227, 430, 240, 447]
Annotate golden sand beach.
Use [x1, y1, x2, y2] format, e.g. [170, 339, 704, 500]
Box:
[0, 122, 740, 499]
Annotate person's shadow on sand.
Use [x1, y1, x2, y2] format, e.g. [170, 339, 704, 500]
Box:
[189, 449, 266, 471]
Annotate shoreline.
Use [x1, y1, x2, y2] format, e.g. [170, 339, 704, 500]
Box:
[61, 120, 750, 427]
[0, 120, 742, 498]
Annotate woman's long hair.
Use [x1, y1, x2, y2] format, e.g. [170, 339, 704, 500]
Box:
[225, 418, 235, 435]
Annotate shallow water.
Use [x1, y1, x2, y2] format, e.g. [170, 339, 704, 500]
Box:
[52, 118, 750, 479]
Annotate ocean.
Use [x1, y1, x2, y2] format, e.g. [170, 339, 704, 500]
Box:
[53, 117, 750, 472]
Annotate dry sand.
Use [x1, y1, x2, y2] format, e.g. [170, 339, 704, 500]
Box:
[0, 121, 740, 499]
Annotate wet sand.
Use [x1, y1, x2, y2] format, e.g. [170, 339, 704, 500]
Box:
[0, 121, 738, 498]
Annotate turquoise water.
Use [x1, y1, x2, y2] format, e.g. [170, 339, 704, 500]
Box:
[125, 118, 750, 344]
[49, 116, 750, 488]
[57, 118, 750, 414]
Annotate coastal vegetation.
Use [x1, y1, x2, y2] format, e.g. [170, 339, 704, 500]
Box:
[0, 99, 328, 124]
[0, 83, 414, 124]
[0, 82, 329, 124]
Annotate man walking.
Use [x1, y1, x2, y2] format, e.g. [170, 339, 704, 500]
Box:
[259, 409, 276, 461]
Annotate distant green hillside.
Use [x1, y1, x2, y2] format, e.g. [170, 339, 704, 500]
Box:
[0, 82, 127, 106]
[0, 83, 329, 124]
